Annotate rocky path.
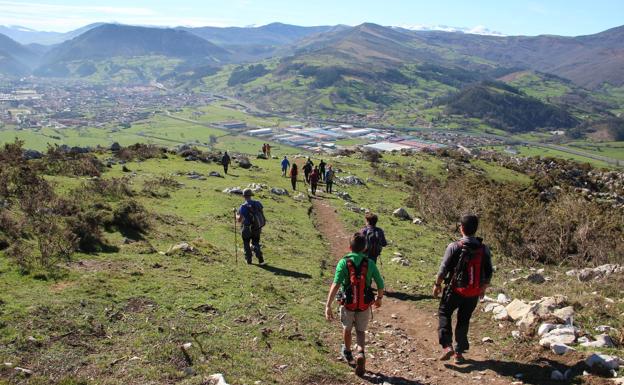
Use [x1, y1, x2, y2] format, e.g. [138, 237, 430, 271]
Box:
[309, 194, 536, 385]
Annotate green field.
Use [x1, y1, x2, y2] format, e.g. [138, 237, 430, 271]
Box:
[565, 140, 624, 161]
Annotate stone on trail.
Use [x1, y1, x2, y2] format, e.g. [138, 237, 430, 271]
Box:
[336, 191, 352, 201]
[525, 272, 546, 284]
[412, 217, 424, 225]
[539, 326, 577, 348]
[538, 323, 557, 337]
[166, 242, 195, 255]
[209, 171, 222, 177]
[516, 311, 539, 332]
[392, 207, 411, 220]
[532, 295, 567, 317]
[237, 157, 252, 169]
[293, 192, 306, 201]
[338, 175, 366, 186]
[497, 293, 511, 304]
[511, 330, 521, 339]
[482, 337, 494, 343]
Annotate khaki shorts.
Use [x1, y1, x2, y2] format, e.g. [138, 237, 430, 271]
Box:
[340, 306, 371, 332]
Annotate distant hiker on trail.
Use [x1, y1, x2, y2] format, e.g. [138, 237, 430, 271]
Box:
[221, 151, 231, 175]
[236, 188, 266, 265]
[433, 214, 493, 364]
[261, 143, 267, 158]
[310, 166, 320, 195]
[325, 165, 335, 193]
[281, 156, 290, 177]
[290, 163, 299, 191]
[325, 233, 384, 377]
[303, 160, 313, 185]
[319, 159, 326, 182]
[360, 213, 388, 264]
[266, 143, 271, 158]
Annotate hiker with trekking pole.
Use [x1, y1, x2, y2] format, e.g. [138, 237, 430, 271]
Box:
[325, 233, 384, 377]
[360, 212, 388, 265]
[236, 188, 266, 265]
[433, 214, 493, 364]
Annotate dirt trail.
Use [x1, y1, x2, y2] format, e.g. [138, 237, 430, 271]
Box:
[310, 196, 522, 385]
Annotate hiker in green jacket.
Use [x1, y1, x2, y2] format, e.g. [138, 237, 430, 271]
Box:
[325, 233, 384, 377]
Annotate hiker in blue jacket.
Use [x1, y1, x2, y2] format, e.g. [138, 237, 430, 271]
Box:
[281, 156, 290, 177]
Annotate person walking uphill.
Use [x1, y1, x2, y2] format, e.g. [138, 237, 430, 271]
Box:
[360, 212, 388, 264]
[325, 233, 384, 377]
[281, 156, 290, 177]
[290, 163, 299, 191]
[221, 151, 231, 175]
[433, 214, 493, 364]
[310, 166, 320, 195]
[236, 189, 266, 265]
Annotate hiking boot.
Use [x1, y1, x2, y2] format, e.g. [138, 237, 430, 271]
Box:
[454, 352, 465, 364]
[246, 259, 252, 265]
[258, 261, 267, 266]
[439, 347, 454, 361]
[355, 352, 366, 376]
[340, 345, 353, 363]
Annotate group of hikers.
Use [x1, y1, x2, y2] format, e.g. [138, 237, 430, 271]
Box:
[231, 151, 493, 377]
[281, 156, 335, 194]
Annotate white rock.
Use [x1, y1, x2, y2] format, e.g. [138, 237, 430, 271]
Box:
[14, 367, 33, 376]
[539, 326, 577, 348]
[493, 307, 510, 321]
[596, 325, 613, 333]
[511, 330, 521, 339]
[551, 343, 575, 355]
[506, 299, 534, 321]
[482, 337, 494, 343]
[516, 311, 539, 332]
[581, 334, 616, 348]
[207, 373, 230, 385]
[497, 293, 510, 304]
[412, 217, 424, 225]
[270, 187, 289, 196]
[392, 207, 411, 220]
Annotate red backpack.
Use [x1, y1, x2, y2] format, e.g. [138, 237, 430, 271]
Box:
[451, 241, 485, 298]
[338, 258, 374, 311]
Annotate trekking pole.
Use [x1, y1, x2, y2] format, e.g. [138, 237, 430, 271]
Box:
[233, 208, 238, 265]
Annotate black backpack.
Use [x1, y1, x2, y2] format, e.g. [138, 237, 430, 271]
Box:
[245, 202, 266, 231]
[364, 227, 382, 258]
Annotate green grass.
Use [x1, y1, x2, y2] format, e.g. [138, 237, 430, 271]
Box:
[565, 140, 624, 161]
[490, 145, 614, 168]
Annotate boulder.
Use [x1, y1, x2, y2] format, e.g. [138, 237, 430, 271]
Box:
[532, 295, 567, 317]
[110, 142, 122, 152]
[493, 307, 510, 321]
[567, 264, 624, 282]
[392, 208, 411, 220]
[553, 306, 575, 323]
[238, 157, 252, 169]
[270, 187, 288, 196]
[506, 299, 534, 321]
[209, 171, 222, 178]
[412, 217, 424, 225]
[551, 343, 575, 355]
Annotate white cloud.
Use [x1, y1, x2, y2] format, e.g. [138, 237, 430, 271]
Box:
[0, 1, 235, 31]
[397, 24, 506, 36]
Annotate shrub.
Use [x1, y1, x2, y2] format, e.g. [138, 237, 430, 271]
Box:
[83, 177, 134, 200]
[111, 200, 150, 235]
[116, 143, 165, 161]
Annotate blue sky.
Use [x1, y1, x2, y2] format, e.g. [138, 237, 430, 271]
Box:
[0, 0, 622, 36]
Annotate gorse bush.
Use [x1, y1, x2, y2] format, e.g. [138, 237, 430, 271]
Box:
[408, 171, 624, 265]
[116, 143, 166, 161]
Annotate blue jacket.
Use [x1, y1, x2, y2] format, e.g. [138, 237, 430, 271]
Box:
[239, 200, 263, 226]
[281, 158, 290, 169]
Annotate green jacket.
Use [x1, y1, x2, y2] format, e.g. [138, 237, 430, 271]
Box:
[333, 252, 385, 291]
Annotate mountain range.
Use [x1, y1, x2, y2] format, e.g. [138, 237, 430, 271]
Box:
[0, 21, 623, 136]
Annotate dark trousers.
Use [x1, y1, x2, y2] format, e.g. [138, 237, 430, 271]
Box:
[291, 177, 297, 190]
[326, 181, 333, 193]
[223, 164, 229, 174]
[242, 228, 263, 263]
[319, 168, 325, 181]
[304, 172, 310, 184]
[438, 289, 479, 353]
[311, 182, 317, 195]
